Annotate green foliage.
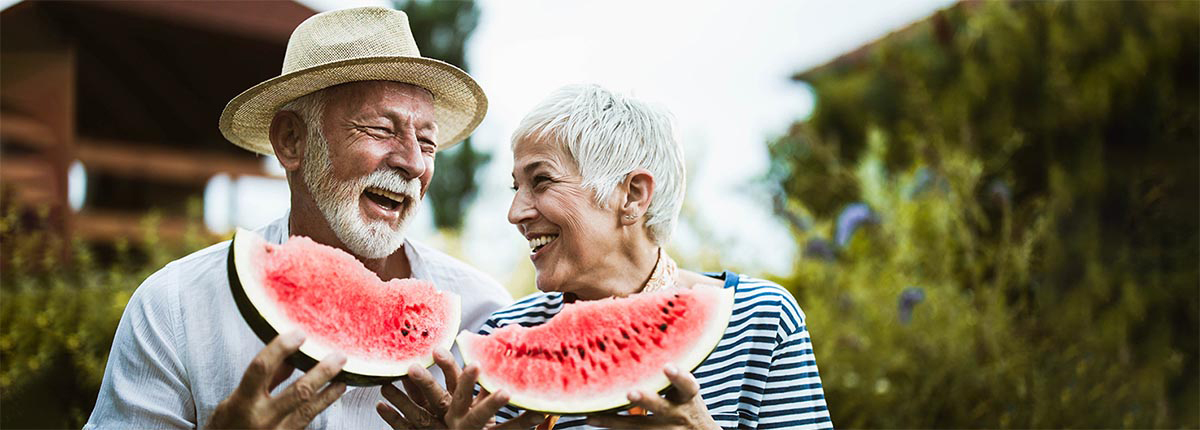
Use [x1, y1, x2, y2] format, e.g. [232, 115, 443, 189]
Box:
[0, 201, 214, 428]
[769, 1, 1198, 427]
[397, 0, 491, 230]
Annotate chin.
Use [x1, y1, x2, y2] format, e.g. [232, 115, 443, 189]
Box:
[534, 273, 563, 294]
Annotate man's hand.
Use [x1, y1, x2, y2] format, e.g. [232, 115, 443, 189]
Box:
[208, 331, 348, 429]
[376, 348, 544, 429]
[585, 364, 719, 430]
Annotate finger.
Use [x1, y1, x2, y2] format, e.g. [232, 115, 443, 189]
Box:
[381, 383, 437, 428]
[272, 351, 347, 416]
[493, 410, 547, 430]
[449, 364, 479, 417]
[236, 331, 305, 398]
[433, 349, 460, 395]
[405, 363, 453, 418]
[268, 362, 296, 392]
[400, 376, 428, 409]
[627, 390, 673, 417]
[376, 401, 413, 430]
[663, 363, 700, 403]
[279, 381, 347, 428]
[586, 413, 667, 429]
[460, 389, 510, 429]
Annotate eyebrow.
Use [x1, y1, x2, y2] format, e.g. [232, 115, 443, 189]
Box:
[519, 160, 551, 177]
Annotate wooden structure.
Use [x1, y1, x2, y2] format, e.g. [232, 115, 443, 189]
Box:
[1, 1, 314, 240]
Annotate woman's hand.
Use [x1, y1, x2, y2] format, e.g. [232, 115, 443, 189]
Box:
[376, 349, 544, 429]
[585, 364, 719, 430]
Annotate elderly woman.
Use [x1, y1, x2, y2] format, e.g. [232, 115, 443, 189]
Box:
[493, 84, 831, 429]
[377, 85, 831, 429]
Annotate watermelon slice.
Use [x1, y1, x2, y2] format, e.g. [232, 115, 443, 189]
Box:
[227, 228, 460, 385]
[457, 285, 734, 414]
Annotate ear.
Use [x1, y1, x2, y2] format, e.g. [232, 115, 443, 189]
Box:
[268, 110, 307, 172]
[620, 169, 655, 225]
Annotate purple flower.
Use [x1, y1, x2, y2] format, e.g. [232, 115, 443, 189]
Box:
[898, 287, 926, 324]
[836, 202, 878, 247]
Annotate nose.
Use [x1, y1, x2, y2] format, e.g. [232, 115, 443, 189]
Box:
[384, 127, 427, 180]
[507, 189, 537, 226]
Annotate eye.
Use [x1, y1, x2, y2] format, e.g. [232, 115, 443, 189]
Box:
[420, 139, 437, 154]
[359, 126, 393, 138]
[532, 175, 551, 185]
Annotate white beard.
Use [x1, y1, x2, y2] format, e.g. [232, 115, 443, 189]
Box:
[301, 130, 422, 259]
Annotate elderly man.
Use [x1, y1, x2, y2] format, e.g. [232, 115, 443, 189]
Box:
[85, 7, 517, 429]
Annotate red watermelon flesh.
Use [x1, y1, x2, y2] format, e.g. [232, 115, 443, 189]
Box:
[458, 285, 733, 414]
[229, 228, 460, 384]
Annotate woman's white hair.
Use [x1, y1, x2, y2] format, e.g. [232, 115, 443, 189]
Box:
[512, 84, 686, 245]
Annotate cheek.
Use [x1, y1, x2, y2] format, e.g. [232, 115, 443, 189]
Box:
[419, 156, 435, 196]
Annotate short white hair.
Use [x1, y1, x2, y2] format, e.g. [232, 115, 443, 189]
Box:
[279, 89, 327, 137]
[512, 84, 686, 244]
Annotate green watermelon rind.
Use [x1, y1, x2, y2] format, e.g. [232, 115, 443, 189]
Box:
[227, 228, 460, 386]
[458, 285, 736, 414]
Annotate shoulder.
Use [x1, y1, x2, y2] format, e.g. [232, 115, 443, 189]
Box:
[478, 292, 564, 333]
[128, 240, 232, 311]
[726, 274, 808, 337]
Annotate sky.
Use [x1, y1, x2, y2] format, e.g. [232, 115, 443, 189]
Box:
[2, 0, 955, 288]
[455, 1, 956, 284]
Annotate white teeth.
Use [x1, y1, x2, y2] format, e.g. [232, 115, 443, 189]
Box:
[526, 235, 558, 251]
[366, 187, 406, 203]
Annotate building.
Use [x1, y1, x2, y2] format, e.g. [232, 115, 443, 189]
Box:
[1, 1, 314, 241]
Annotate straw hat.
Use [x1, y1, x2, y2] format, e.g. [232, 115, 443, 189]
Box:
[219, 6, 487, 155]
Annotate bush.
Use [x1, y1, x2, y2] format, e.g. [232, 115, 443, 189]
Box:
[0, 202, 214, 428]
[769, 1, 1198, 427]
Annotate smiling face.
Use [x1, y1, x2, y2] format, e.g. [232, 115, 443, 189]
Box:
[508, 136, 630, 298]
[300, 81, 438, 258]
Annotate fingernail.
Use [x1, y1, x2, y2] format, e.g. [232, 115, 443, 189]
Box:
[332, 382, 347, 393]
[664, 363, 679, 375]
[408, 364, 424, 375]
[285, 331, 306, 346]
[328, 352, 347, 365]
[627, 391, 641, 401]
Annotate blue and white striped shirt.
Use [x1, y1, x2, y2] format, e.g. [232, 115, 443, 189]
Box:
[478, 272, 832, 429]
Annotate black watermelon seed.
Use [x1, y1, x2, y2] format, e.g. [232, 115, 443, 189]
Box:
[661, 307, 669, 314]
[668, 301, 675, 307]
[658, 323, 668, 332]
[401, 329, 409, 336]
[598, 341, 606, 352]
[405, 321, 411, 329]
[422, 331, 428, 337]
[578, 347, 586, 358]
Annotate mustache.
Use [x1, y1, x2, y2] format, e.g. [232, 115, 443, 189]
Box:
[360, 169, 421, 201]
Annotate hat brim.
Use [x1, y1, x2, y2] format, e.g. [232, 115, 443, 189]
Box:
[219, 56, 487, 155]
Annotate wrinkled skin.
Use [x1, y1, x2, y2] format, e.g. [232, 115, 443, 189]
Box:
[207, 332, 347, 429]
[375, 349, 545, 430]
[585, 364, 720, 430]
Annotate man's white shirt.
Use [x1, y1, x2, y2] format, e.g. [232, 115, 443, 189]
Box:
[85, 215, 513, 429]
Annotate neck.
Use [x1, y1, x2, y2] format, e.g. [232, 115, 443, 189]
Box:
[576, 241, 659, 300]
[287, 194, 412, 281]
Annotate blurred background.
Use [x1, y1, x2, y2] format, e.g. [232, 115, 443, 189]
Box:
[1, 0, 1196, 427]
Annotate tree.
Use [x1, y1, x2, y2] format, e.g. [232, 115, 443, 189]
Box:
[769, 1, 1198, 427]
[396, 0, 490, 230]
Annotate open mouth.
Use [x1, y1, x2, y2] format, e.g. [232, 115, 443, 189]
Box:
[528, 234, 558, 255]
[364, 187, 408, 212]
